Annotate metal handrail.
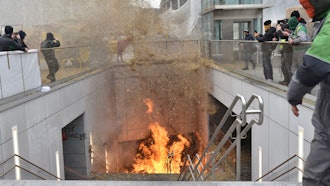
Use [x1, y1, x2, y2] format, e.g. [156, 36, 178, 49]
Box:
[0, 154, 61, 180]
[178, 93, 263, 181]
[256, 154, 305, 181]
[271, 166, 303, 181]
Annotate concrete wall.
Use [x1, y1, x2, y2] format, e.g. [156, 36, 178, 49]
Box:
[0, 60, 208, 178]
[0, 67, 114, 179]
[207, 67, 315, 182]
[0, 50, 41, 99]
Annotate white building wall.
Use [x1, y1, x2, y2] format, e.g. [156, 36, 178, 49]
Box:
[207, 67, 315, 182]
[0, 69, 113, 179]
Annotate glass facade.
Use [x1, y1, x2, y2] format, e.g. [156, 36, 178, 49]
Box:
[201, 0, 263, 40]
[202, 0, 215, 10]
[215, 0, 262, 5]
[202, 0, 263, 10]
[202, 12, 214, 40]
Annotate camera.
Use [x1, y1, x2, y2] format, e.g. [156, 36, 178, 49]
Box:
[277, 19, 289, 31]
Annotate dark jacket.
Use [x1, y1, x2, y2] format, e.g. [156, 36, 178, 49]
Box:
[276, 29, 293, 53]
[287, 12, 330, 135]
[256, 27, 276, 52]
[41, 38, 60, 59]
[244, 33, 256, 52]
[0, 34, 26, 52]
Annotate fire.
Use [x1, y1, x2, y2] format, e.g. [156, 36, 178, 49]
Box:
[132, 122, 190, 174]
[132, 99, 190, 174]
[143, 98, 153, 114]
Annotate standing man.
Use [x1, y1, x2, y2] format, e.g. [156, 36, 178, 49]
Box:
[255, 20, 276, 81]
[41, 32, 61, 82]
[275, 20, 293, 86]
[242, 30, 256, 70]
[288, 11, 308, 74]
[117, 35, 130, 62]
[287, 0, 330, 185]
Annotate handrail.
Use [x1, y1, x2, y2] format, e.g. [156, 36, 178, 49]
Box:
[271, 166, 303, 181]
[0, 154, 61, 180]
[256, 154, 305, 181]
[194, 94, 246, 181]
[210, 39, 312, 45]
[15, 165, 47, 180]
[178, 93, 263, 181]
[16, 154, 61, 180]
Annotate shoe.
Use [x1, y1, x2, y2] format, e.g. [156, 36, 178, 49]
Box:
[47, 75, 56, 82]
[51, 77, 56, 82]
[242, 67, 248, 70]
[279, 81, 289, 86]
[267, 79, 273, 82]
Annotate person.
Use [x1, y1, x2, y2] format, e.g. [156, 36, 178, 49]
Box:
[18, 30, 28, 48]
[242, 30, 256, 70]
[0, 25, 27, 52]
[274, 19, 293, 86]
[40, 32, 61, 82]
[287, 0, 330, 185]
[117, 35, 130, 62]
[255, 20, 277, 81]
[288, 11, 308, 73]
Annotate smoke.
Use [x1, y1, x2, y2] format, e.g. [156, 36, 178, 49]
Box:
[23, 0, 207, 175]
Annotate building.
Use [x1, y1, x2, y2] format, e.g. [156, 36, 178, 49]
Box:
[159, 0, 302, 40]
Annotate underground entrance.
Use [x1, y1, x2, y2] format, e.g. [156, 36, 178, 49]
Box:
[61, 59, 252, 181]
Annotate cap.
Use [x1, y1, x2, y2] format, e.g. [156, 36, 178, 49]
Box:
[290, 10, 300, 18]
[264, 20, 272, 26]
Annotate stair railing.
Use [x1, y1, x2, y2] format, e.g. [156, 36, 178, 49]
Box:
[178, 93, 263, 181]
[256, 154, 305, 181]
[0, 154, 61, 180]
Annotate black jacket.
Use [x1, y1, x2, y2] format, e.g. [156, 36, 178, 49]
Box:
[40, 39, 61, 59]
[256, 27, 276, 52]
[0, 34, 25, 52]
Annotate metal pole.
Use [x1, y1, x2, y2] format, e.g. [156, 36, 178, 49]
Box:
[236, 123, 241, 181]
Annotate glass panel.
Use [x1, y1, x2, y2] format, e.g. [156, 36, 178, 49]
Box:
[202, 12, 214, 40]
[208, 40, 317, 96]
[214, 0, 263, 5]
[202, 0, 214, 10]
[214, 21, 222, 40]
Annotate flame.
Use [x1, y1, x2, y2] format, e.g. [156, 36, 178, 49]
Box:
[132, 122, 190, 173]
[132, 99, 190, 174]
[143, 98, 153, 114]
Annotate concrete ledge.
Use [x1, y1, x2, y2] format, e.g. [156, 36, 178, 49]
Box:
[0, 180, 302, 186]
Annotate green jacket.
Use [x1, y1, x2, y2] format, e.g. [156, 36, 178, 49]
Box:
[306, 12, 330, 63]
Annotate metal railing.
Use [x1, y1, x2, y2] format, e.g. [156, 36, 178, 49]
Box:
[178, 93, 263, 181]
[0, 154, 61, 180]
[208, 40, 317, 89]
[256, 154, 305, 182]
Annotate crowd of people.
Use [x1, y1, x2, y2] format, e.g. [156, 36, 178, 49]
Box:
[0, 25, 61, 83]
[242, 4, 330, 184]
[241, 10, 308, 86]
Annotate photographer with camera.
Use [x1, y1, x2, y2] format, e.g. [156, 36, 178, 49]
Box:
[274, 19, 293, 86]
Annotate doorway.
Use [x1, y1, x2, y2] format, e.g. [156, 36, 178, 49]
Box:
[62, 114, 88, 180]
[233, 21, 252, 60]
[233, 21, 252, 40]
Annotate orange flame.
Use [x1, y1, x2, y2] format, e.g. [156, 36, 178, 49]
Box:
[132, 122, 190, 173]
[143, 98, 153, 114]
[132, 98, 190, 174]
